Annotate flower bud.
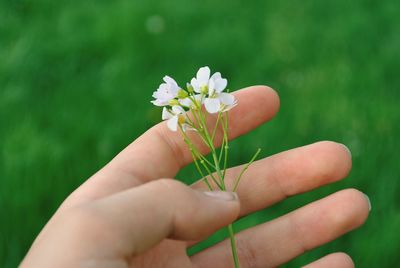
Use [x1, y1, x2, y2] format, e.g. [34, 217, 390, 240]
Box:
[169, 99, 180, 106]
[186, 83, 194, 93]
[177, 89, 188, 99]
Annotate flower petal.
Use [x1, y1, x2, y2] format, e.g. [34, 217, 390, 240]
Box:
[151, 99, 168, 106]
[190, 78, 201, 93]
[211, 72, 227, 93]
[167, 116, 179, 131]
[204, 98, 221, 114]
[163, 75, 178, 87]
[182, 124, 196, 132]
[208, 78, 216, 96]
[215, 78, 227, 93]
[194, 94, 204, 104]
[179, 98, 192, 107]
[196, 66, 210, 85]
[162, 107, 173, 120]
[218, 92, 235, 106]
[171, 105, 185, 114]
[221, 100, 238, 112]
[210, 72, 222, 80]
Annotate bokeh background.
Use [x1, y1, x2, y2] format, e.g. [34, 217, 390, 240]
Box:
[1, 0, 399, 267]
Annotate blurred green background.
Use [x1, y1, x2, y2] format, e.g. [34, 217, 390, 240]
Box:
[1, 0, 399, 267]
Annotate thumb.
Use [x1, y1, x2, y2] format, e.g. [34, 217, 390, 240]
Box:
[85, 179, 240, 255]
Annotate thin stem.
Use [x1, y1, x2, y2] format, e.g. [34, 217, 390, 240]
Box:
[211, 111, 222, 141]
[218, 135, 226, 163]
[233, 148, 261, 192]
[197, 108, 224, 184]
[191, 154, 212, 190]
[192, 150, 216, 169]
[181, 129, 223, 190]
[192, 109, 214, 150]
[228, 224, 241, 268]
[200, 159, 223, 189]
[179, 123, 216, 168]
[222, 112, 229, 179]
[179, 97, 242, 267]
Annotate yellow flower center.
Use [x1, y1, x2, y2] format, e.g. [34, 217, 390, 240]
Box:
[178, 115, 186, 125]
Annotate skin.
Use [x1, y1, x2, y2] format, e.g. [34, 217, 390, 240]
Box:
[21, 86, 370, 268]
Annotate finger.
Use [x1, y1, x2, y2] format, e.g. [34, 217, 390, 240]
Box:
[191, 189, 370, 268]
[66, 85, 279, 206]
[192, 141, 352, 217]
[187, 141, 351, 248]
[302, 252, 354, 268]
[74, 179, 240, 257]
[129, 86, 279, 179]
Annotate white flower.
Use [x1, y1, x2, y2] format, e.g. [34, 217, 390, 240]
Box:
[190, 66, 211, 94]
[189, 66, 236, 113]
[151, 76, 180, 106]
[208, 72, 227, 96]
[204, 91, 237, 114]
[162, 106, 187, 131]
[179, 94, 203, 109]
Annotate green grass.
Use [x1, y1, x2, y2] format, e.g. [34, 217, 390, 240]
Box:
[1, 0, 399, 267]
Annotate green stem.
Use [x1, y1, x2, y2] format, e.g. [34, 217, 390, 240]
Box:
[228, 223, 241, 268]
[211, 111, 222, 141]
[180, 127, 222, 189]
[182, 98, 241, 267]
[222, 112, 229, 179]
[192, 155, 212, 190]
[192, 150, 216, 169]
[233, 148, 261, 192]
[200, 159, 223, 189]
[197, 108, 224, 184]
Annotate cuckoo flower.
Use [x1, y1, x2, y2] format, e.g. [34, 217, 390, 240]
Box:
[151, 66, 260, 268]
[204, 72, 237, 114]
[151, 76, 180, 106]
[190, 66, 237, 114]
[190, 66, 211, 94]
[162, 106, 187, 132]
[179, 94, 203, 109]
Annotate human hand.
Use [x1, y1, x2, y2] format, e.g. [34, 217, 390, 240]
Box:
[21, 86, 370, 268]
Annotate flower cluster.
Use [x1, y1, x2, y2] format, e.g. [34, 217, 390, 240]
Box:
[150, 66, 260, 268]
[151, 66, 237, 131]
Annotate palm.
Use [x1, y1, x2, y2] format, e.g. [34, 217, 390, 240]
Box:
[129, 240, 191, 267]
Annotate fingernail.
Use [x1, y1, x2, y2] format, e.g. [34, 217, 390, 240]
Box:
[363, 193, 372, 211]
[203, 191, 238, 201]
[340, 143, 352, 158]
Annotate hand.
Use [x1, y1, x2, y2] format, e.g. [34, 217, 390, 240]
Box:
[21, 86, 370, 268]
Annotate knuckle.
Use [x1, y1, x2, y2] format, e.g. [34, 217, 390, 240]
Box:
[61, 205, 114, 240]
[152, 126, 187, 168]
[235, 236, 259, 268]
[154, 178, 188, 195]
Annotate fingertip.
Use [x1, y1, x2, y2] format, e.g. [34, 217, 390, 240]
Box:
[199, 190, 241, 222]
[262, 85, 281, 116]
[330, 189, 370, 232]
[251, 85, 281, 119]
[230, 85, 280, 132]
[303, 252, 354, 268]
[309, 141, 353, 183]
[337, 252, 355, 267]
